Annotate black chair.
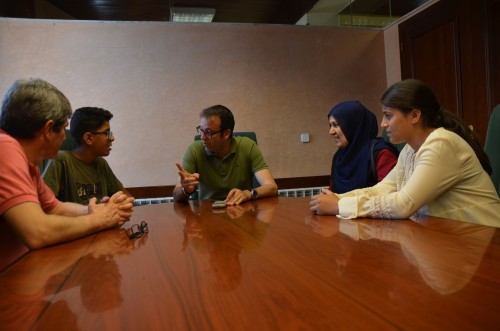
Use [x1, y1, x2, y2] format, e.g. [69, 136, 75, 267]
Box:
[194, 131, 257, 144]
[40, 129, 75, 175]
[381, 128, 406, 152]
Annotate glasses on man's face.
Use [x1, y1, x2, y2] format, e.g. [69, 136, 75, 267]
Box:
[127, 220, 149, 239]
[196, 126, 224, 139]
[92, 130, 114, 140]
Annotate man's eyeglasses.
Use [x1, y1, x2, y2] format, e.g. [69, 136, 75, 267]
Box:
[127, 221, 149, 239]
[92, 130, 114, 140]
[196, 126, 224, 139]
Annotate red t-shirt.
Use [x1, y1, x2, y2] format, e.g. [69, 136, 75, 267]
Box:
[0, 130, 59, 270]
[376, 149, 398, 181]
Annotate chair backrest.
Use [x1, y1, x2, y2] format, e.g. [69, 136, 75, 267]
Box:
[381, 128, 406, 152]
[485, 104, 500, 194]
[60, 129, 76, 151]
[40, 129, 75, 173]
[194, 131, 257, 144]
[191, 131, 258, 199]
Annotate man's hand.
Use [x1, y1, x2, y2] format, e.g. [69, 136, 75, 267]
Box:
[226, 189, 252, 206]
[175, 162, 200, 194]
[88, 191, 134, 227]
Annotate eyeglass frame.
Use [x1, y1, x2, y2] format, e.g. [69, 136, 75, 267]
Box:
[127, 220, 149, 239]
[196, 125, 225, 139]
[91, 130, 114, 140]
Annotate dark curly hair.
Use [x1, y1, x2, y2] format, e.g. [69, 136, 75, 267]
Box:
[70, 107, 113, 146]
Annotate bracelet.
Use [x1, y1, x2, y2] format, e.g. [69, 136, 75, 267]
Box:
[182, 187, 194, 197]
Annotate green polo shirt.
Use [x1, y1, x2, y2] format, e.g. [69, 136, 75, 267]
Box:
[182, 136, 269, 200]
[43, 151, 123, 205]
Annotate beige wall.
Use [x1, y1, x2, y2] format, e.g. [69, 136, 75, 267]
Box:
[0, 18, 387, 187]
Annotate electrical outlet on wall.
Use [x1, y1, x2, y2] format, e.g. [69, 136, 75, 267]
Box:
[300, 133, 310, 143]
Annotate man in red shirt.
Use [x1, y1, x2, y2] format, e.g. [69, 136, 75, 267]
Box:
[0, 79, 134, 269]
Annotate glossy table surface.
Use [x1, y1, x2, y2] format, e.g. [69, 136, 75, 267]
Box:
[1, 197, 500, 330]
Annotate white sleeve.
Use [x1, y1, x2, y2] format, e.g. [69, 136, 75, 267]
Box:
[338, 131, 466, 219]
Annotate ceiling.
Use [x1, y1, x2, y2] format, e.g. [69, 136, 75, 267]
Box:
[3, 0, 320, 24]
[1, 0, 429, 26]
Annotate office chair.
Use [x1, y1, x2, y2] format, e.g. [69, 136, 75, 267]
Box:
[190, 131, 258, 200]
[381, 128, 406, 152]
[40, 129, 76, 174]
[194, 131, 257, 144]
[485, 104, 500, 195]
[60, 129, 76, 151]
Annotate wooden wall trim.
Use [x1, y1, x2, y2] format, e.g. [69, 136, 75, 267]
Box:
[126, 176, 330, 199]
[275, 176, 329, 189]
[126, 186, 175, 199]
[398, 0, 491, 144]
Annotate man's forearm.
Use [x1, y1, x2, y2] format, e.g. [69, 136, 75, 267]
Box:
[255, 183, 278, 199]
[173, 186, 191, 202]
[49, 201, 89, 216]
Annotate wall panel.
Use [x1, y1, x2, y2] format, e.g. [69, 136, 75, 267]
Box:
[0, 18, 387, 187]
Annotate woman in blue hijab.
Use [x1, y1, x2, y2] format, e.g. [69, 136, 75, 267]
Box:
[328, 101, 398, 193]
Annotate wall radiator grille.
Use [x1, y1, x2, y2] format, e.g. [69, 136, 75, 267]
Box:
[278, 187, 325, 197]
[133, 187, 326, 206]
[134, 197, 175, 205]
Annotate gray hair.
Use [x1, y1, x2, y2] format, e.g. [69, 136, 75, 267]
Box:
[0, 78, 72, 139]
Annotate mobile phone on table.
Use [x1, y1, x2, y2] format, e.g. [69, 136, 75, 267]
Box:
[212, 200, 227, 208]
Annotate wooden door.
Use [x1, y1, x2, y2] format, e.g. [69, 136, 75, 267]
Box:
[399, 0, 490, 144]
[487, 0, 500, 110]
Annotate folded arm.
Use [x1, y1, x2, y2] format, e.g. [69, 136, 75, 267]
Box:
[3, 191, 134, 249]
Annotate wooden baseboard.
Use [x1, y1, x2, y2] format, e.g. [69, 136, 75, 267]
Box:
[126, 175, 329, 199]
[274, 176, 329, 189]
[126, 186, 175, 199]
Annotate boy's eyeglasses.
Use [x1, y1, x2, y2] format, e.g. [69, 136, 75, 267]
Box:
[92, 130, 114, 140]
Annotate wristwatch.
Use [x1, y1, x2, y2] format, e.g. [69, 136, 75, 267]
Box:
[250, 189, 258, 200]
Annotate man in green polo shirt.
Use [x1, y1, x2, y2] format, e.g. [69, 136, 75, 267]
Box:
[173, 105, 278, 205]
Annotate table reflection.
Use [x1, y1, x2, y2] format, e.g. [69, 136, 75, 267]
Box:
[173, 198, 277, 292]
[306, 216, 495, 294]
[77, 226, 148, 313]
[0, 227, 147, 331]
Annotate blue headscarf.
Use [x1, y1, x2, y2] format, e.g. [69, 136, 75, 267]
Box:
[329, 101, 378, 193]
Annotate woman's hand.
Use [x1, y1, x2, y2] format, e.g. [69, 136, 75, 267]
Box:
[310, 188, 340, 215]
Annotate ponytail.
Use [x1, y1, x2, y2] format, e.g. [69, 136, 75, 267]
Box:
[440, 110, 492, 174]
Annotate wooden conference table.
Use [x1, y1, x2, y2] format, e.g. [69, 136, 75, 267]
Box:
[1, 197, 499, 330]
